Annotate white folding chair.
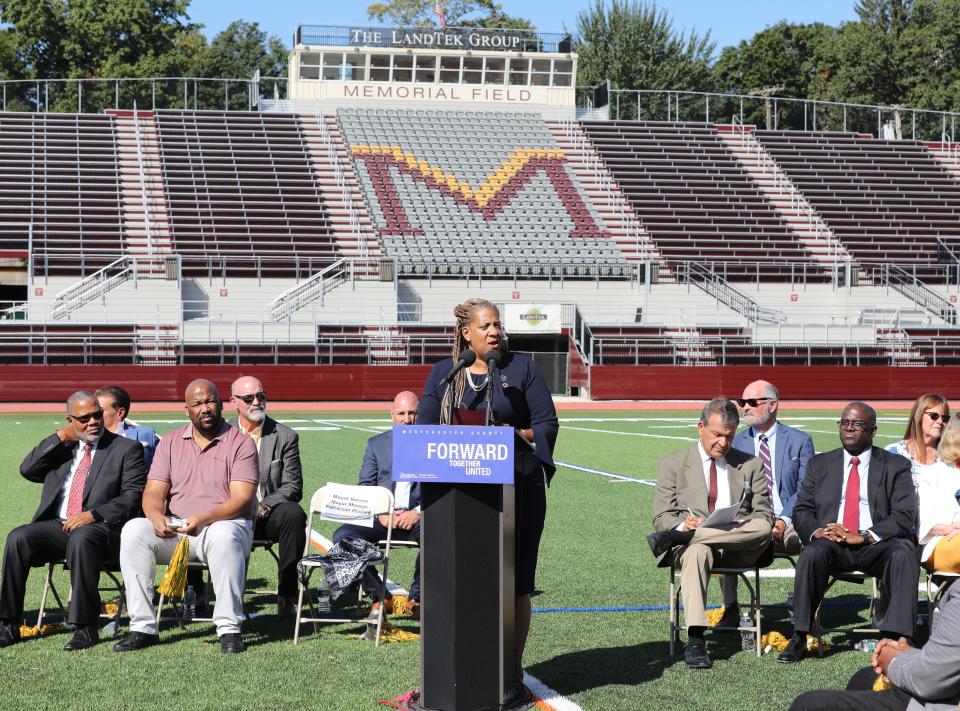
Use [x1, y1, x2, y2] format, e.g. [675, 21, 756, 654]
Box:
[36, 559, 126, 630]
[294, 485, 396, 646]
[814, 570, 881, 655]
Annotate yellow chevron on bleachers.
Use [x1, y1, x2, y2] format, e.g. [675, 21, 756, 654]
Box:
[350, 144, 566, 208]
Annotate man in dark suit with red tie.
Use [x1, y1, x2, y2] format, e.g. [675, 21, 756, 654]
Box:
[0, 390, 147, 651]
[777, 401, 918, 663]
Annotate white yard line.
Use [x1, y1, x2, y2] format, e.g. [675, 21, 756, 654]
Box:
[524, 672, 584, 711]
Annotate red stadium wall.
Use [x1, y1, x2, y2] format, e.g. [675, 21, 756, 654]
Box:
[0, 366, 432, 403]
[6, 364, 960, 402]
[590, 366, 960, 400]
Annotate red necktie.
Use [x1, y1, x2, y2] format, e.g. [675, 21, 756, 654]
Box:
[66, 444, 92, 517]
[707, 458, 718, 513]
[842, 456, 860, 532]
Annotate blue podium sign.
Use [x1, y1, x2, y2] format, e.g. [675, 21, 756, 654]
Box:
[392, 425, 514, 484]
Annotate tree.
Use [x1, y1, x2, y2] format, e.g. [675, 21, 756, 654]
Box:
[192, 21, 287, 79]
[897, 0, 960, 119]
[366, 0, 530, 28]
[575, 0, 715, 118]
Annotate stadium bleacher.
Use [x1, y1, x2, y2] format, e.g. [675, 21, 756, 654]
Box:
[755, 130, 960, 272]
[338, 107, 628, 276]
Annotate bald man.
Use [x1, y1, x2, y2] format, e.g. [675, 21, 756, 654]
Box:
[332, 391, 421, 619]
[228, 375, 306, 616]
[115, 380, 259, 654]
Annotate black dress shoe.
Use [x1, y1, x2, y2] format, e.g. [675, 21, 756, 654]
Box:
[113, 631, 160, 652]
[712, 604, 741, 633]
[684, 640, 712, 669]
[63, 625, 98, 651]
[0, 622, 20, 648]
[220, 632, 245, 654]
[777, 634, 808, 663]
[646, 530, 675, 557]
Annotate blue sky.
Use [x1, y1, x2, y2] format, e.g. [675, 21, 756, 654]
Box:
[187, 1, 858, 52]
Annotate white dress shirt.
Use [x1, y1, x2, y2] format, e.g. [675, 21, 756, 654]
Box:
[752, 422, 783, 519]
[840, 448, 876, 536]
[698, 441, 731, 509]
[394, 481, 413, 510]
[916, 460, 960, 562]
[57, 438, 100, 519]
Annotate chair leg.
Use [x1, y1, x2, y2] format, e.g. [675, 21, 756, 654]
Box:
[668, 567, 678, 656]
[294, 583, 305, 645]
[754, 570, 762, 658]
[37, 563, 55, 629]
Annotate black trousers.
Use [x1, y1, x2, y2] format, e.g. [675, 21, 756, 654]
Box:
[332, 519, 421, 601]
[789, 666, 912, 711]
[792, 536, 919, 638]
[0, 519, 119, 626]
[254, 501, 307, 599]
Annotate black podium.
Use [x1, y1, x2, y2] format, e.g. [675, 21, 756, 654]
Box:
[419, 481, 516, 711]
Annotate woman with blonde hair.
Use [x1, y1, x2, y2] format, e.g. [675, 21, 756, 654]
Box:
[918, 417, 960, 572]
[886, 393, 949, 483]
[419, 297, 559, 707]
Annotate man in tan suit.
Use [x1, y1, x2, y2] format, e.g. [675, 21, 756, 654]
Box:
[647, 397, 773, 669]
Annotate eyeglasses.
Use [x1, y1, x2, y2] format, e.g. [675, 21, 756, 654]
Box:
[837, 419, 872, 430]
[68, 410, 104, 424]
[924, 411, 951, 423]
[736, 397, 772, 408]
[233, 391, 266, 405]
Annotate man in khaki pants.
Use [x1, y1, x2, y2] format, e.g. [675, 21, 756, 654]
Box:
[647, 397, 773, 669]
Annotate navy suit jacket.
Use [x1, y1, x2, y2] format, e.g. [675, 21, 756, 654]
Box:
[733, 421, 815, 522]
[792, 446, 916, 544]
[358, 429, 419, 510]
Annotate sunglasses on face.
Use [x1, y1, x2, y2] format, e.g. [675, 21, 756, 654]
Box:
[924, 411, 951, 423]
[737, 397, 772, 408]
[838, 419, 871, 431]
[233, 392, 266, 405]
[68, 410, 104, 424]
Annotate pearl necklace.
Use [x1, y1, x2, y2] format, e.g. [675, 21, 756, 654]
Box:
[466, 370, 488, 392]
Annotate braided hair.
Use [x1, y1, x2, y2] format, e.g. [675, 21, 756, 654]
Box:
[440, 298, 498, 423]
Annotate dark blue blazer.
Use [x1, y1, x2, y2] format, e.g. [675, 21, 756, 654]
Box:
[359, 429, 420, 510]
[418, 350, 559, 483]
[733, 421, 815, 521]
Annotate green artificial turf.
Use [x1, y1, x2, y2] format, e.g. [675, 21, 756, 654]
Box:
[0, 408, 921, 710]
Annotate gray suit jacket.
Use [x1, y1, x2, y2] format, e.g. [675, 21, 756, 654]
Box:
[229, 415, 302, 510]
[888, 579, 960, 710]
[652, 443, 773, 565]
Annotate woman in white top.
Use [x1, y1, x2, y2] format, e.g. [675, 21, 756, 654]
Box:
[918, 417, 960, 573]
[885, 393, 949, 485]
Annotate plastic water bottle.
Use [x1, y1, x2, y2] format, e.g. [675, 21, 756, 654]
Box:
[183, 585, 196, 622]
[855, 638, 878, 653]
[317, 575, 331, 613]
[740, 609, 755, 652]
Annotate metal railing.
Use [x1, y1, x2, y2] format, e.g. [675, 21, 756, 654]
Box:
[49, 255, 179, 321]
[0, 76, 289, 114]
[601, 88, 960, 141]
[270, 258, 387, 320]
[675, 262, 786, 324]
[871, 264, 958, 326]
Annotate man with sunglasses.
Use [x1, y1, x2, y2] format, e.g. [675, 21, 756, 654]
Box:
[778, 401, 919, 664]
[0, 391, 147, 650]
[716, 381, 816, 630]
[227, 375, 306, 617]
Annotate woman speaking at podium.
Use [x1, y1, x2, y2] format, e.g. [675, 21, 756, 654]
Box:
[419, 297, 559, 701]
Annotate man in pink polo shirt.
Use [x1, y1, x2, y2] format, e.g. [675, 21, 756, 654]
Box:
[114, 379, 259, 654]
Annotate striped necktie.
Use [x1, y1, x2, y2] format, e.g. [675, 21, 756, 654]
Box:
[66, 444, 92, 517]
[758, 433, 773, 503]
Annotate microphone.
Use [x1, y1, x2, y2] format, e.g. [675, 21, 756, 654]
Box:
[484, 348, 502, 369]
[442, 349, 477, 385]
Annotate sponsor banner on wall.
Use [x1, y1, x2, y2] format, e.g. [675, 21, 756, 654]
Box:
[503, 303, 562, 334]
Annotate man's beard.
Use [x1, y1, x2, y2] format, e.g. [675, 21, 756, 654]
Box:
[246, 407, 266, 424]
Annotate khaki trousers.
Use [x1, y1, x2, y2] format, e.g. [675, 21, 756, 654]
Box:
[677, 518, 772, 629]
[720, 523, 800, 604]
